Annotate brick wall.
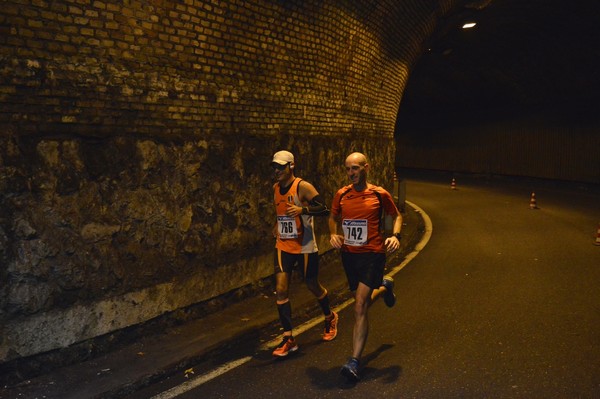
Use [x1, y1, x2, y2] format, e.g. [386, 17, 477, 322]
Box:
[0, 0, 441, 138]
[0, 0, 453, 366]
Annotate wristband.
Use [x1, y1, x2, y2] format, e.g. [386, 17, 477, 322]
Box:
[393, 233, 401, 240]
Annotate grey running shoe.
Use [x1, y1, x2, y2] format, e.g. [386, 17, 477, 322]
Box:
[340, 357, 360, 381]
[382, 276, 396, 307]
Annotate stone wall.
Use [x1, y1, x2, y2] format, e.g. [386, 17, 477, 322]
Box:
[0, 0, 454, 364]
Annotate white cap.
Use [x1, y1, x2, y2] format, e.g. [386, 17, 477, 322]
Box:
[271, 150, 294, 165]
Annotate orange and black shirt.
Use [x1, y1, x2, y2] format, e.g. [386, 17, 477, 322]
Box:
[331, 183, 398, 253]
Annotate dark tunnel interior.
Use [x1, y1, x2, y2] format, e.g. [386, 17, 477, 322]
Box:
[398, 0, 600, 125]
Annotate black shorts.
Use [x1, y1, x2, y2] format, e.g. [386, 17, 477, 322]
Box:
[341, 252, 386, 291]
[274, 249, 319, 279]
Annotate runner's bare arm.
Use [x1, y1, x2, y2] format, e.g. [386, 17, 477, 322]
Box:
[328, 212, 344, 249]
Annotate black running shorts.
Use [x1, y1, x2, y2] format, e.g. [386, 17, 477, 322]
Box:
[341, 252, 386, 291]
[274, 249, 319, 279]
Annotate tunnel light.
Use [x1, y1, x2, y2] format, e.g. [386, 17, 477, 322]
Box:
[462, 22, 477, 29]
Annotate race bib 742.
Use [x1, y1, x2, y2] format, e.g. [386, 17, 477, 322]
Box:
[342, 219, 367, 246]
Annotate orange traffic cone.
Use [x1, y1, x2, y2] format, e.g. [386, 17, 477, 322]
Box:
[529, 192, 538, 209]
[451, 178, 457, 190]
[595, 223, 600, 246]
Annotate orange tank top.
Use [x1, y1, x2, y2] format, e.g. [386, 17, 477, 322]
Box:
[274, 177, 318, 254]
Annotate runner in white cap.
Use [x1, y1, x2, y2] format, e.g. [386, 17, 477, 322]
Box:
[270, 150, 339, 357]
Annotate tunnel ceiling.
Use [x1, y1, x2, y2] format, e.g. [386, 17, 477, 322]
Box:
[398, 0, 600, 121]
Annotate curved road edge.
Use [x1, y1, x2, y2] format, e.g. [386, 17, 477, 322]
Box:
[388, 200, 433, 277]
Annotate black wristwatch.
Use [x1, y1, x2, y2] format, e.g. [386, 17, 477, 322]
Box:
[393, 233, 401, 240]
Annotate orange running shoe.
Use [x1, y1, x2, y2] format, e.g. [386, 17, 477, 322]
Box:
[272, 336, 298, 357]
[322, 311, 338, 341]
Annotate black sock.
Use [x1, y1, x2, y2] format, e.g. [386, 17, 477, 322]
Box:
[318, 292, 331, 316]
[277, 301, 293, 332]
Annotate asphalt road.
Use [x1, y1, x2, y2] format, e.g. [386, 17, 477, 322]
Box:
[129, 173, 600, 399]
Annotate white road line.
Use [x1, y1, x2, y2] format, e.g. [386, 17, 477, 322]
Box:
[150, 356, 252, 399]
[259, 297, 355, 351]
[152, 201, 432, 398]
[387, 200, 433, 277]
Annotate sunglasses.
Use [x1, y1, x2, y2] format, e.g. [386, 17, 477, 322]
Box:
[271, 163, 289, 171]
